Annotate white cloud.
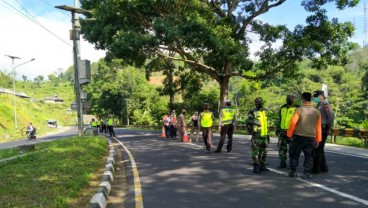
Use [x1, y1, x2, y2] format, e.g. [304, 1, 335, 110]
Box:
[0, 2, 105, 80]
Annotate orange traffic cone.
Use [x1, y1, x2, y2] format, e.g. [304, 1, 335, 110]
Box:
[183, 128, 189, 142]
[161, 126, 166, 138]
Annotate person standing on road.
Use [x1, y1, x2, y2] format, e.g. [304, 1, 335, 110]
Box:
[169, 110, 177, 140]
[189, 111, 200, 142]
[312, 90, 334, 174]
[177, 109, 187, 142]
[214, 99, 236, 153]
[96, 119, 101, 132]
[287, 92, 321, 179]
[107, 117, 116, 137]
[199, 103, 215, 153]
[275, 94, 299, 169]
[247, 97, 270, 174]
[163, 114, 170, 139]
[90, 118, 97, 128]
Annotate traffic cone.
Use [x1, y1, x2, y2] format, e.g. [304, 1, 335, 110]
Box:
[161, 126, 166, 138]
[183, 128, 189, 142]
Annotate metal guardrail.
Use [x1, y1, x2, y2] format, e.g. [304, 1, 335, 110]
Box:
[331, 128, 368, 144]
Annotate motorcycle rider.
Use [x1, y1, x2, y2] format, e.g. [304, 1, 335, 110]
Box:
[26, 122, 37, 139]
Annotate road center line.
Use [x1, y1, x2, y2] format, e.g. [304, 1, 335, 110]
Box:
[113, 137, 144, 208]
[269, 168, 368, 206]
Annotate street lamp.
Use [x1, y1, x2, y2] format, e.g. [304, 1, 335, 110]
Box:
[55, 4, 90, 136]
[4, 55, 35, 130]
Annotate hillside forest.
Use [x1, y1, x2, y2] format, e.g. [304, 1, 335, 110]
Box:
[1, 46, 368, 141]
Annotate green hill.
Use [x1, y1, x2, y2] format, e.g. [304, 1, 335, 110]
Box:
[0, 82, 76, 142]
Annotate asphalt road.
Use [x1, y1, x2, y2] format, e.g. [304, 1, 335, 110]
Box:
[1, 127, 367, 207]
[112, 128, 368, 208]
[0, 126, 78, 149]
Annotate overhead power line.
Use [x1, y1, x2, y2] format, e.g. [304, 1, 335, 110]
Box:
[0, 0, 72, 47]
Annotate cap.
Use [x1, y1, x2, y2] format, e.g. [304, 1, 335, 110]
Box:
[302, 92, 312, 101]
[254, 97, 263, 104]
[225, 99, 231, 103]
[313, 90, 324, 97]
[287, 94, 295, 100]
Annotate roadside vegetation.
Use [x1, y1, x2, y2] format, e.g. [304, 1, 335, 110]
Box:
[0, 136, 107, 208]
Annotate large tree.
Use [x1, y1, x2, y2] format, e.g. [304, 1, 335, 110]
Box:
[80, 0, 358, 105]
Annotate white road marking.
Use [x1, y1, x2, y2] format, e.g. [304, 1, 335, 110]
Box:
[165, 134, 368, 206]
[325, 150, 368, 159]
[270, 168, 368, 206]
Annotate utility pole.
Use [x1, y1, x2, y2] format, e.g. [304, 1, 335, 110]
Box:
[4, 55, 35, 130]
[55, 1, 89, 136]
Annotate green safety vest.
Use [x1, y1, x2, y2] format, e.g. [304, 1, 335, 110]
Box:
[200, 111, 213, 127]
[91, 121, 97, 127]
[107, 119, 113, 126]
[253, 110, 268, 136]
[280, 107, 296, 130]
[221, 107, 235, 125]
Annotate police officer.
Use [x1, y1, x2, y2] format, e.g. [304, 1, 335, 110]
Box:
[276, 94, 299, 168]
[214, 99, 236, 153]
[107, 117, 116, 137]
[312, 90, 334, 174]
[90, 118, 97, 128]
[199, 103, 215, 153]
[247, 97, 269, 174]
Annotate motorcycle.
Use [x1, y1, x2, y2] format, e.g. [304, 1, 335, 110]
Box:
[26, 130, 36, 140]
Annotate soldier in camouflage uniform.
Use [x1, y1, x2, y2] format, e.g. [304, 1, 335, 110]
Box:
[276, 94, 299, 168]
[247, 97, 270, 174]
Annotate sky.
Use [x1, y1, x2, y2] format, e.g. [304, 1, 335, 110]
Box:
[0, 0, 367, 80]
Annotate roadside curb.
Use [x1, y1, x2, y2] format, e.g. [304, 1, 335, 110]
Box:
[89, 138, 116, 208]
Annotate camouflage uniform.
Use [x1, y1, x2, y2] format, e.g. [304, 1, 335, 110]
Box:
[276, 97, 299, 168]
[247, 97, 269, 174]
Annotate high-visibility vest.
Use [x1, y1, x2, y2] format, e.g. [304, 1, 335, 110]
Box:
[200, 111, 213, 127]
[91, 121, 97, 127]
[253, 110, 268, 136]
[221, 107, 235, 125]
[107, 119, 113, 126]
[280, 107, 297, 130]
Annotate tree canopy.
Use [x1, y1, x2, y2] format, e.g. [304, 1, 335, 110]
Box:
[80, 0, 359, 105]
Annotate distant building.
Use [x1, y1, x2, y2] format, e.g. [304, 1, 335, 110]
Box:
[0, 87, 30, 98]
[43, 95, 64, 103]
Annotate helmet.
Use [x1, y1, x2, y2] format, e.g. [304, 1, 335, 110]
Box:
[225, 99, 231, 104]
[287, 94, 295, 101]
[254, 97, 263, 105]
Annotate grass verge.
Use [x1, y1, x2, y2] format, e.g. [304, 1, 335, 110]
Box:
[0, 136, 108, 208]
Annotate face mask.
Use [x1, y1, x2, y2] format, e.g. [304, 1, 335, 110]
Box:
[313, 97, 320, 103]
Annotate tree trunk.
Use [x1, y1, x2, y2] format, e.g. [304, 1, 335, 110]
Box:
[168, 68, 175, 110]
[219, 76, 230, 109]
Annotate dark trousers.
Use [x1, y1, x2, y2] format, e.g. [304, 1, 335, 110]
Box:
[289, 135, 315, 171]
[216, 124, 233, 152]
[164, 125, 170, 138]
[108, 126, 115, 137]
[202, 127, 212, 151]
[169, 125, 176, 139]
[312, 128, 329, 173]
[102, 124, 107, 132]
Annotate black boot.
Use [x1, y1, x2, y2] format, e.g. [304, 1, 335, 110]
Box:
[260, 163, 270, 172]
[253, 164, 261, 174]
[303, 168, 312, 179]
[277, 160, 287, 169]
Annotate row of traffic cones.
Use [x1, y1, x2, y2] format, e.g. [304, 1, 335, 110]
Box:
[161, 126, 189, 142]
